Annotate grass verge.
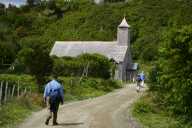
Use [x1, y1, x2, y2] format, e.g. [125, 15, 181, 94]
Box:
[59, 77, 122, 101]
[0, 95, 42, 128]
[132, 94, 192, 128]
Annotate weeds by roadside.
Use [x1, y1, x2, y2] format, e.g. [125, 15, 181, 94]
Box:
[0, 94, 41, 128]
[132, 94, 192, 128]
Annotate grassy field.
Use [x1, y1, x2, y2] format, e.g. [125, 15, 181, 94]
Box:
[132, 94, 192, 128]
[0, 95, 41, 128]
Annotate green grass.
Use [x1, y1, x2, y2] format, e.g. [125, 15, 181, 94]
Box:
[132, 95, 192, 128]
[59, 77, 122, 101]
[0, 96, 40, 128]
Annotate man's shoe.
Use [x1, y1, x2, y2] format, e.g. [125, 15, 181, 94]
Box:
[53, 122, 59, 126]
[45, 120, 49, 125]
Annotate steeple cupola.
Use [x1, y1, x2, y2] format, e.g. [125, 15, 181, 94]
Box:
[117, 18, 131, 46]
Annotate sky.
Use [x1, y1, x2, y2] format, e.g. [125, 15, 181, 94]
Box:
[0, 0, 26, 7]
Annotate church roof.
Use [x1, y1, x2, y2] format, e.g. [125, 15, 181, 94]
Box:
[119, 18, 130, 28]
[50, 41, 128, 63]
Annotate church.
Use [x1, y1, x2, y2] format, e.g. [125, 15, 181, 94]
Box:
[50, 18, 138, 81]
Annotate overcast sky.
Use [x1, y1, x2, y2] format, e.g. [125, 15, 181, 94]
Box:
[0, 0, 26, 7]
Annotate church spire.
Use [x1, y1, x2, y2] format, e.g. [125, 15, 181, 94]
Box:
[118, 17, 130, 28]
[117, 18, 131, 46]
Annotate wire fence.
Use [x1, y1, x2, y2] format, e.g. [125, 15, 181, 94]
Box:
[0, 81, 32, 106]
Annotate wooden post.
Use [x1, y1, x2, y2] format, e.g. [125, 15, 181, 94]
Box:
[24, 87, 27, 95]
[17, 85, 20, 97]
[12, 85, 15, 97]
[8, 87, 11, 100]
[70, 79, 73, 94]
[4, 82, 8, 103]
[29, 87, 32, 94]
[0, 81, 3, 105]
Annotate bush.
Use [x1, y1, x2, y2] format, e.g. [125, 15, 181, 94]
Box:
[17, 39, 53, 87]
[148, 25, 192, 120]
[132, 95, 192, 128]
[57, 76, 122, 101]
[133, 97, 154, 114]
[0, 95, 39, 128]
[52, 54, 114, 79]
[0, 74, 37, 91]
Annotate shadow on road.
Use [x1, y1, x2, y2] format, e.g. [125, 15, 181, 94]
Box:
[58, 122, 84, 126]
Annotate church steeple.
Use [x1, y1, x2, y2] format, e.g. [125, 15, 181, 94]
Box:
[117, 18, 131, 46]
[118, 17, 130, 28]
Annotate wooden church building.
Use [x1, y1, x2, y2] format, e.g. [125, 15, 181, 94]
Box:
[50, 18, 138, 81]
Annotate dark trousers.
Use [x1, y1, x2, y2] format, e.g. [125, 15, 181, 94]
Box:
[46, 97, 60, 124]
[46, 110, 58, 124]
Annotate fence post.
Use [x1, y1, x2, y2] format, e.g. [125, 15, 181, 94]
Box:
[70, 79, 73, 94]
[12, 85, 15, 98]
[17, 82, 20, 97]
[29, 87, 32, 94]
[24, 87, 27, 95]
[8, 87, 11, 100]
[0, 81, 3, 105]
[4, 82, 8, 103]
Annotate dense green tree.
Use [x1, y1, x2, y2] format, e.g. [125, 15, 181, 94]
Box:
[0, 3, 5, 15]
[149, 25, 192, 118]
[1, 0, 192, 66]
[26, 0, 41, 7]
[0, 42, 15, 66]
[17, 39, 53, 89]
[27, 0, 35, 6]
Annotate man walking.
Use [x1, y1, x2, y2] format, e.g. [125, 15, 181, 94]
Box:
[136, 74, 142, 92]
[136, 71, 145, 92]
[140, 71, 145, 87]
[43, 77, 64, 125]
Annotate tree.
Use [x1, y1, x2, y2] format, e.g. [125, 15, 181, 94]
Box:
[149, 25, 192, 118]
[18, 39, 53, 90]
[0, 42, 15, 67]
[26, 0, 41, 7]
[0, 3, 5, 15]
[46, 0, 64, 18]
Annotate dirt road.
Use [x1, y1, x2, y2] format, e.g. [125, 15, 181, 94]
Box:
[19, 84, 143, 128]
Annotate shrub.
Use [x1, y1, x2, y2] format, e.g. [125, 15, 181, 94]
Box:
[52, 54, 114, 79]
[132, 95, 192, 128]
[0, 74, 37, 91]
[148, 25, 192, 119]
[133, 100, 153, 114]
[57, 76, 121, 101]
[0, 94, 39, 128]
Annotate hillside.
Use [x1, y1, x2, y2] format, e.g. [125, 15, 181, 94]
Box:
[1, 0, 192, 67]
[1, 0, 192, 127]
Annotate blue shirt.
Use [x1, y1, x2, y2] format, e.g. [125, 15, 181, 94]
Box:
[139, 73, 145, 81]
[43, 80, 64, 102]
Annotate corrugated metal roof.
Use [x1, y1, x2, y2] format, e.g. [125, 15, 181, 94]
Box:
[50, 41, 128, 63]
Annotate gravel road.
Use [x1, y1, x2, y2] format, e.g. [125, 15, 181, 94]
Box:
[19, 84, 143, 128]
